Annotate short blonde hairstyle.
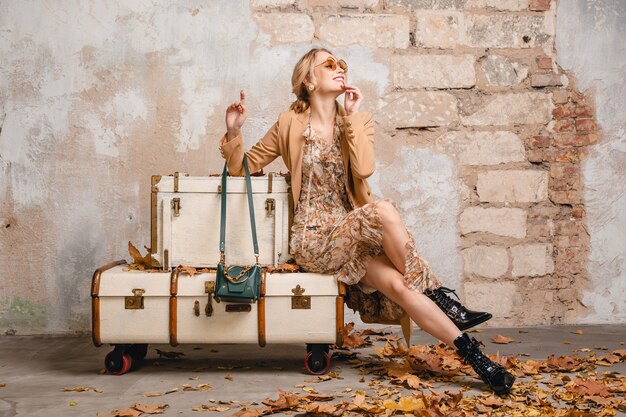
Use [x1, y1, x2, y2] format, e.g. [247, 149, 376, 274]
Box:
[289, 47, 335, 113]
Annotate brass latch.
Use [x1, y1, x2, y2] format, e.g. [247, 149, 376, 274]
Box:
[172, 198, 181, 217]
[265, 198, 275, 216]
[205, 281, 215, 316]
[217, 184, 222, 193]
[125, 288, 145, 310]
[291, 284, 311, 309]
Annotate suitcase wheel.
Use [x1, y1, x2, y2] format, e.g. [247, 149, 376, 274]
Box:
[128, 344, 149, 361]
[105, 351, 133, 375]
[304, 344, 331, 375]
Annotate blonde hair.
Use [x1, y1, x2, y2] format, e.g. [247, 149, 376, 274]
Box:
[289, 47, 335, 113]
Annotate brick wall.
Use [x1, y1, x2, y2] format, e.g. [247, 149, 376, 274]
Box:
[252, 0, 597, 326]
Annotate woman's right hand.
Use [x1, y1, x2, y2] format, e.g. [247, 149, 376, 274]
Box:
[225, 90, 247, 140]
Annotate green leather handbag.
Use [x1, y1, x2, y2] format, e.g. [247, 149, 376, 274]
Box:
[215, 155, 262, 303]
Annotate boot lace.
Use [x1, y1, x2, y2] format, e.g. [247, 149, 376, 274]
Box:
[465, 338, 503, 380]
[431, 287, 462, 313]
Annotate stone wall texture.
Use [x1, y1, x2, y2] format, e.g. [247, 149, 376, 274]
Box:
[0, 0, 624, 334]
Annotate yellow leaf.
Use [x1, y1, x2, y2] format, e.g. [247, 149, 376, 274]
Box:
[572, 329, 584, 335]
[383, 396, 425, 412]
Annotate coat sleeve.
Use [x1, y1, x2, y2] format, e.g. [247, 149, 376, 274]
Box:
[341, 111, 375, 179]
[218, 117, 281, 176]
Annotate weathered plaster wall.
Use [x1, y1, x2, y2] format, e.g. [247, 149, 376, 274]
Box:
[555, 0, 626, 323]
[0, 0, 623, 335]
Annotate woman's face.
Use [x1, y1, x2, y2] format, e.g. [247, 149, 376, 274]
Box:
[310, 51, 347, 97]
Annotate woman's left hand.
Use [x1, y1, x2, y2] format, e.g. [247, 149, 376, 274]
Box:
[343, 84, 363, 115]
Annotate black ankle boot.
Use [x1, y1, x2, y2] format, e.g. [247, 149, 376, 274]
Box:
[453, 332, 515, 395]
[426, 287, 492, 330]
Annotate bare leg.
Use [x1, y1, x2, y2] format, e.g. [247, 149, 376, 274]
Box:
[361, 253, 461, 346]
[376, 200, 412, 274]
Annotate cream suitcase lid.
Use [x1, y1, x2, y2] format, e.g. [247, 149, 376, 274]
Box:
[153, 173, 290, 194]
[265, 272, 339, 297]
[97, 265, 171, 297]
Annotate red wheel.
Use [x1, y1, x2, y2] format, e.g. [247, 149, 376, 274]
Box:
[304, 351, 331, 375]
[105, 352, 133, 375]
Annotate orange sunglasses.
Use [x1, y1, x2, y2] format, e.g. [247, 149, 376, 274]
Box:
[314, 57, 348, 73]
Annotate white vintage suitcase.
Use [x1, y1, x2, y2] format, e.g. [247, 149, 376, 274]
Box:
[92, 262, 345, 375]
[150, 172, 293, 270]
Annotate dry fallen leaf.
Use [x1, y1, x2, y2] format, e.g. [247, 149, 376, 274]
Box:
[337, 322, 368, 349]
[97, 408, 141, 417]
[225, 374, 234, 381]
[155, 349, 185, 359]
[492, 334, 514, 344]
[265, 263, 301, 273]
[63, 386, 102, 393]
[127, 241, 161, 270]
[572, 329, 585, 335]
[178, 265, 198, 276]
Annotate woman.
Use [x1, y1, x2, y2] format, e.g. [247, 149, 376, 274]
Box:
[220, 48, 515, 395]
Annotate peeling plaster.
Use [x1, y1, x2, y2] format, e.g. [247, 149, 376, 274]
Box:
[556, 0, 626, 323]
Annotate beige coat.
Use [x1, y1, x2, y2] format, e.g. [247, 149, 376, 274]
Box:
[219, 101, 376, 210]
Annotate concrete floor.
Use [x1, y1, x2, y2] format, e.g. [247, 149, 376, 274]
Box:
[0, 324, 624, 417]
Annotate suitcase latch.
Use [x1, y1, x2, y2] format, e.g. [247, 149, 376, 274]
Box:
[125, 289, 145, 310]
[205, 281, 215, 316]
[265, 198, 275, 216]
[291, 284, 311, 309]
[172, 198, 181, 217]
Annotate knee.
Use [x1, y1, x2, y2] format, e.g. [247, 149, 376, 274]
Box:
[376, 200, 401, 226]
[388, 277, 410, 300]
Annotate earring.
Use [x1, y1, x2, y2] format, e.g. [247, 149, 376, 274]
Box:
[308, 85, 314, 91]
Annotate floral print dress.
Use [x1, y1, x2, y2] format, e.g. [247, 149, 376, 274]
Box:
[289, 113, 441, 323]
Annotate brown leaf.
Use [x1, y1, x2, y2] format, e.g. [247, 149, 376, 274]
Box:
[127, 241, 161, 270]
[339, 322, 368, 349]
[63, 386, 101, 392]
[97, 408, 141, 417]
[567, 378, 612, 397]
[361, 328, 391, 336]
[178, 265, 198, 276]
[155, 349, 185, 359]
[262, 390, 302, 409]
[225, 374, 234, 381]
[132, 403, 169, 414]
[492, 334, 514, 344]
[265, 263, 301, 273]
[228, 407, 270, 417]
[572, 329, 584, 335]
[0, 384, 5, 388]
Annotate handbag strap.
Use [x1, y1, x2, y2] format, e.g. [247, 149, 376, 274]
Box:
[219, 155, 259, 265]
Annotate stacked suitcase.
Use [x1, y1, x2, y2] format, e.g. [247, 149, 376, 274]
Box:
[91, 172, 345, 375]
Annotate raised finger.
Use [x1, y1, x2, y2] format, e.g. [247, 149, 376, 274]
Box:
[240, 90, 246, 105]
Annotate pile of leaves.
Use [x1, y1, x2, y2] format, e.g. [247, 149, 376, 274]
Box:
[93, 326, 625, 417]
